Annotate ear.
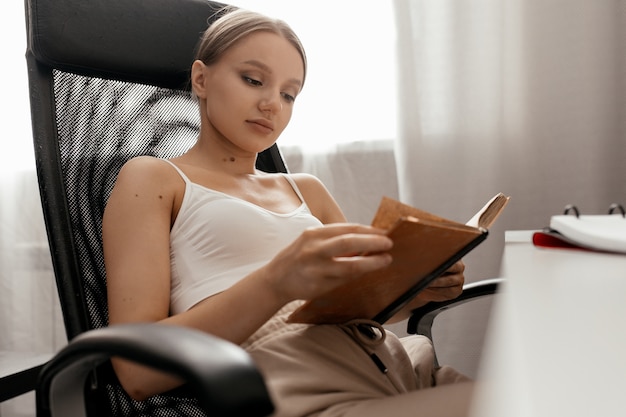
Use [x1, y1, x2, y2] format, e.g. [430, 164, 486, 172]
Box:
[191, 60, 209, 99]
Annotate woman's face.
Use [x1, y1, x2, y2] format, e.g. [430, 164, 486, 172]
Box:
[196, 31, 305, 154]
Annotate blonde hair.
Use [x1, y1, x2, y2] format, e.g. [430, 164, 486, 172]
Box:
[196, 7, 307, 86]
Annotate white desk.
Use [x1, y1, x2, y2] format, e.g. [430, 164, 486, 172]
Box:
[470, 231, 626, 417]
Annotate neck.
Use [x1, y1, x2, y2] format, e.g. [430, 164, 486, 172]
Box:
[184, 138, 259, 176]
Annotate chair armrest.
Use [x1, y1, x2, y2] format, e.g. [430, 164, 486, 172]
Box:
[406, 278, 504, 337]
[0, 352, 51, 401]
[36, 323, 274, 417]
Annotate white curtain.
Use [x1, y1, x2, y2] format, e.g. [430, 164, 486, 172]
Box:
[395, 0, 626, 278]
[393, 0, 626, 375]
[0, 2, 65, 415]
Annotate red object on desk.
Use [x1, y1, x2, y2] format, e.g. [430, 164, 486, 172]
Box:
[532, 230, 595, 252]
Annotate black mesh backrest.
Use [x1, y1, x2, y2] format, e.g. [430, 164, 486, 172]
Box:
[25, 0, 287, 415]
[53, 72, 204, 331]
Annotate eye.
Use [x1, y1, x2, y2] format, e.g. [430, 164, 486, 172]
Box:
[281, 92, 296, 103]
[242, 76, 262, 86]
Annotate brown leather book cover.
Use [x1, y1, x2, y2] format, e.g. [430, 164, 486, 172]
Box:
[287, 193, 509, 325]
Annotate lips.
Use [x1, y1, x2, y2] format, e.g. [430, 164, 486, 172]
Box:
[247, 118, 275, 133]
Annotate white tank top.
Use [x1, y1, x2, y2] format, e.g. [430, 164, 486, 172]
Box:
[163, 160, 323, 315]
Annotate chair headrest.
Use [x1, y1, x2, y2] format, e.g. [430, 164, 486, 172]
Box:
[26, 0, 227, 89]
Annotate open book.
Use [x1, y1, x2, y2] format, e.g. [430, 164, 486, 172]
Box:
[287, 192, 510, 325]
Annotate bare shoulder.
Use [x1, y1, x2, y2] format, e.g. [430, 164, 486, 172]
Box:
[288, 173, 346, 223]
[109, 156, 186, 209]
[287, 172, 326, 191]
[115, 156, 181, 189]
[117, 155, 173, 179]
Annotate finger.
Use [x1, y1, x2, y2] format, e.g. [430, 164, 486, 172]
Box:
[428, 274, 464, 288]
[319, 233, 393, 258]
[420, 286, 464, 302]
[305, 223, 389, 238]
[327, 252, 393, 277]
[441, 260, 465, 275]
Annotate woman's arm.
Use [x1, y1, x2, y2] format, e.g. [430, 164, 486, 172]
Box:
[103, 156, 192, 398]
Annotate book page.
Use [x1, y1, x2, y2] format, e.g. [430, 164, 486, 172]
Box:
[466, 193, 510, 229]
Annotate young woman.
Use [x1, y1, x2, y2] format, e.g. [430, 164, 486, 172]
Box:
[103, 6, 473, 417]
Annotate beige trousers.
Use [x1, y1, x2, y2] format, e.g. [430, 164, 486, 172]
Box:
[243, 303, 473, 417]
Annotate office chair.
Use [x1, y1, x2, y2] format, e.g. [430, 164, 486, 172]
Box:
[24, 0, 500, 415]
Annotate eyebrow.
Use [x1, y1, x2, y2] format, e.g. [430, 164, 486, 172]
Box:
[242, 59, 303, 89]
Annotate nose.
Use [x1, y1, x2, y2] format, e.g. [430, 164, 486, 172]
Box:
[259, 90, 283, 115]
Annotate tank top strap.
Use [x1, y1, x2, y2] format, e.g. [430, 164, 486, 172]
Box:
[160, 162, 306, 206]
[281, 174, 307, 205]
[160, 159, 191, 184]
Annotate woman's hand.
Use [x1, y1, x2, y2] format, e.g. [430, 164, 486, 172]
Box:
[264, 223, 394, 304]
[387, 260, 466, 323]
[415, 260, 465, 303]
